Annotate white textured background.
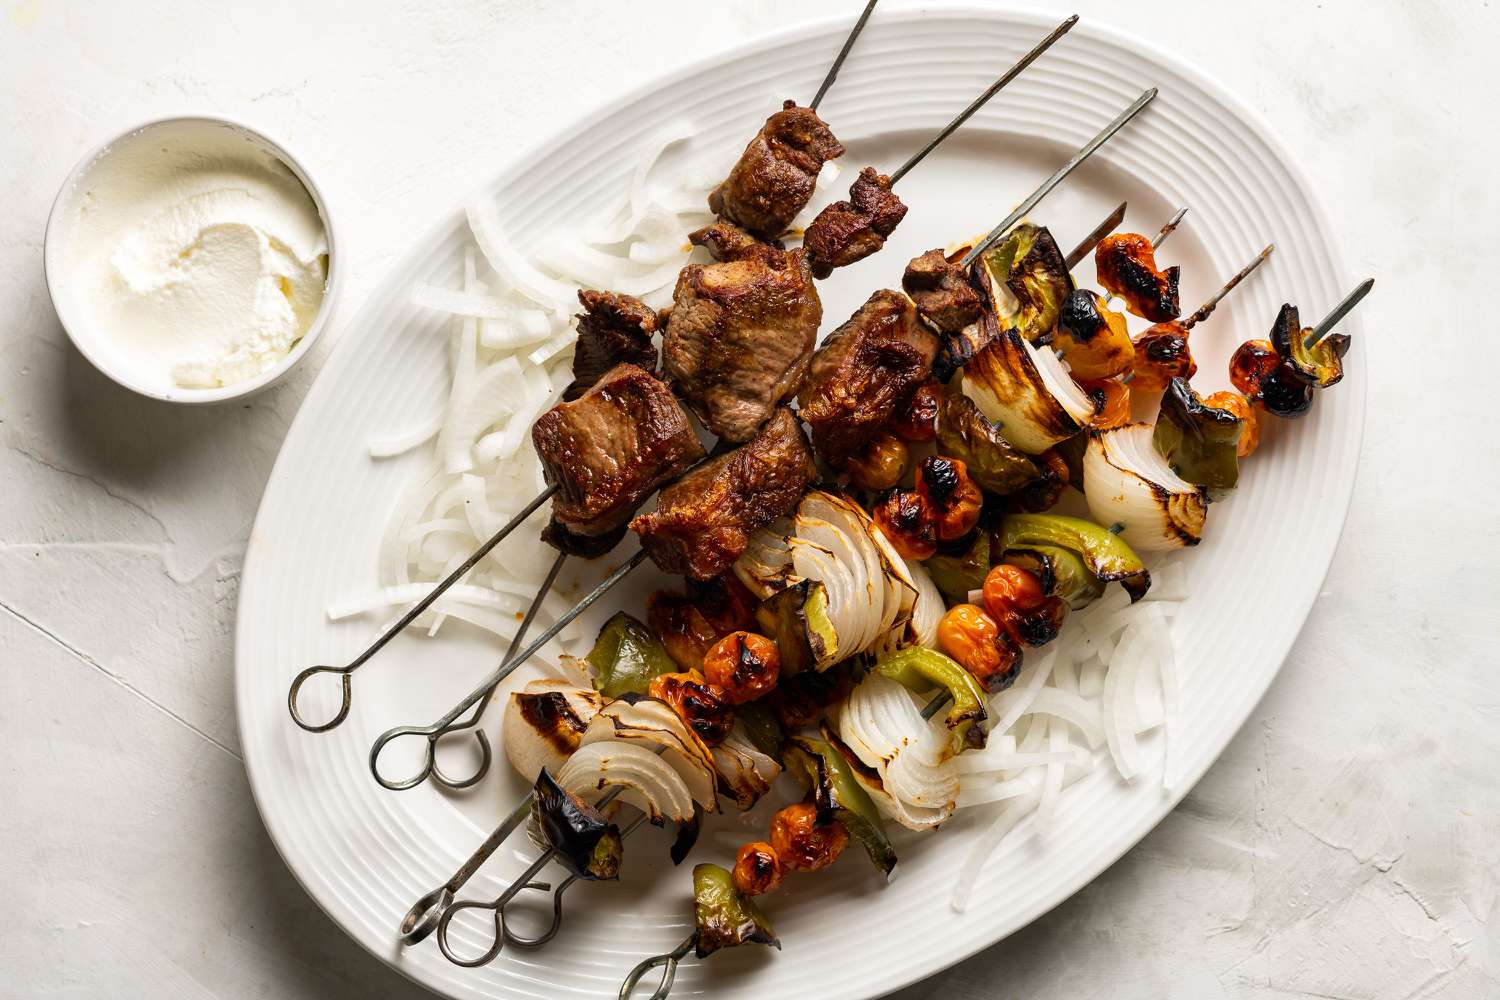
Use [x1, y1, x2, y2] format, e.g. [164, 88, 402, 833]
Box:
[2, 1, 1495, 998]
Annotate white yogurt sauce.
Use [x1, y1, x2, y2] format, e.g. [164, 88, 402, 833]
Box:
[54, 119, 328, 392]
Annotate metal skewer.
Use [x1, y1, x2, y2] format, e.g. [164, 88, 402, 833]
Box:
[810, 0, 880, 111]
[1180, 243, 1276, 331]
[371, 550, 569, 791]
[888, 15, 1079, 186]
[287, 484, 558, 733]
[1304, 278, 1374, 349]
[961, 88, 1158, 268]
[1063, 200, 1127, 269]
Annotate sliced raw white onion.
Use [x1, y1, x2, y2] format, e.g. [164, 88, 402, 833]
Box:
[1084, 423, 1209, 552]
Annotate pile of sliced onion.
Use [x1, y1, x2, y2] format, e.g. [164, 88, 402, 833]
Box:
[1084, 423, 1209, 552]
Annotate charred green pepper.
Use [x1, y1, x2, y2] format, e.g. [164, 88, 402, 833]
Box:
[692, 863, 780, 958]
[735, 700, 785, 761]
[1269, 302, 1349, 388]
[753, 580, 837, 675]
[924, 527, 991, 605]
[934, 383, 1042, 495]
[586, 612, 677, 699]
[872, 647, 988, 753]
[784, 733, 897, 876]
[1154, 376, 1243, 494]
[978, 223, 1074, 342]
[533, 768, 623, 881]
[995, 513, 1151, 601]
[1002, 544, 1105, 608]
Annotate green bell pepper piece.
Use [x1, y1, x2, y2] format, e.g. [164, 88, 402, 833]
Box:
[872, 647, 988, 754]
[754, 580, 837, 675]
[586, 611, 677, 699]
[692, 863, 780, 958]
[995, 513, 1151, 601]
[1154, 377, 1242, 494]
[1270, 301, 1349, 388]
[980, 223, 1074, 342]
[784, 733, 897, 876]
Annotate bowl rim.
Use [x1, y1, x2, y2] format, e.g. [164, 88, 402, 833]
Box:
[41, 112, 342, 405]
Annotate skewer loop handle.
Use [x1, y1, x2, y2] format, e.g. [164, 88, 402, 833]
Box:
[619, 935, 696, 1000]
[287, 664, 354, 733]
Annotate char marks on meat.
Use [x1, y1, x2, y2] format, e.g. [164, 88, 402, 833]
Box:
[532, 363, 705, 543]
[663, 242, 822, 443]
[631, 408, 816, 580]
[564, 290, 659, 401]
[797, 289, 939, 467]
[690, 221, 780, 263]
[903, 248, 984, 333]
[540, 518, 629, 559]
[709, 100, 845, 240]
[803, 167, 908, 279]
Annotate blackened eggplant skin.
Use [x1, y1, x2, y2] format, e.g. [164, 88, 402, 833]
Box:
[534, 768, 623, 881]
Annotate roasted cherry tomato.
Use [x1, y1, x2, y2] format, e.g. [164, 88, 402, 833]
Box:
[888, 380, 941, 443]
[982, 564, 1067, 648]
[845, 431, 909, 492]
[916, 456, 982, 541]
[702, 631, 781, 705]
[1079, 377, 1131, 429]
[648, 670, 735, 746]
[732, 841, 784, 896]
[936, 603, 1021, 690]
[770, 802, 849, 872]
[1202, 389, 1261, 458]
[1255, 362, 1315, 419]
[872, 489, 938, 560]
[1229, 338, 1280, 397]
[1130, 323, 1196, 392]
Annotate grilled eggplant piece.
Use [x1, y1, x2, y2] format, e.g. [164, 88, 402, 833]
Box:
[631, 408, 816, 580]
[797, 289, 939, 468]
[709, 100, 845, 239]
[803, 166, 908, 278]
[961, 328, 1096, 454]
[1095, 232, 1181, 322]
[1154, 377, 1243, 494]
[664, 242, 822, 443]
[533, 363, 705, 538]
[563, 289, 658, 401]
[1269, 302, 1349, 388]
[534, 768, 623, 882]
[933, 384, 1044, 495]
[977, 224, 1073, 341]
[1054, 288, 1134, 380]
[691, 863, 780, 958]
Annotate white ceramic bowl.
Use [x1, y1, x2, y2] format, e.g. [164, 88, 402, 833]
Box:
[42, 114, 341, 404]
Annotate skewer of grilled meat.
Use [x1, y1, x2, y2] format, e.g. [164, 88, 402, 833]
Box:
[632, 407, 817, 580]
[797, 290, 939, 468]
[710, 101, 847, 241]
[663, 225, 822, 444]
[801, 14, 1080, 279]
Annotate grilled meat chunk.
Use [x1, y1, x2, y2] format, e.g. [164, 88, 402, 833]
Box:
[564, 290, 659, 401]
[540, 518, 629, 559]
[632, 408, 816, 580]
[1094, 233, 1181, 322]
[709, 100, 845, 239]
[664, 244, 822, 443]
[803, 167, 908, 278]
[903, 247, 984, 334]
[532, 363, 705, 540]
[690, 221, 780, 263]
[796, 289, 939, 468]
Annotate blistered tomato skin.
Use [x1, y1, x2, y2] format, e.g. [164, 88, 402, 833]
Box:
[1229, 338, 1280, 396]
[872, 489, 938, 561]
[845, 431, 909, 492]
[732, 841, 784, 895]
[936, 603, 1021, 690]
[916, 456, 983, 541]
[1255, 362, 1315, 419]
[1130, 324, 1197, 392]
[770, 802, 849, 872]
[648, 670, 735, 745]
[702, 631, 781, 705]
[1081, 377, 1131, 429]
[982, 564, 1068, 648]
[1203, 389, 1261, 457]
